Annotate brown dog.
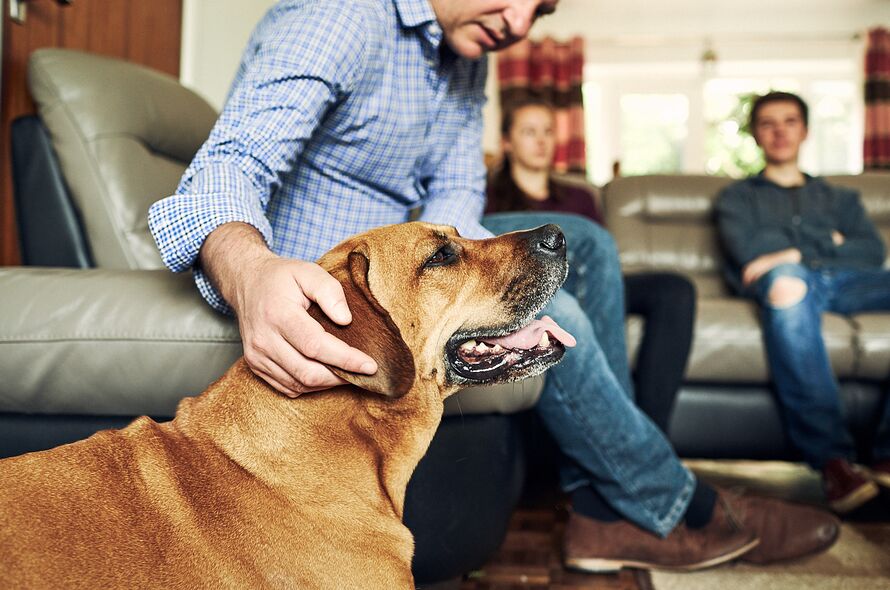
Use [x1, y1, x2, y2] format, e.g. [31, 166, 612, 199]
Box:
[0, 222, 573, 588]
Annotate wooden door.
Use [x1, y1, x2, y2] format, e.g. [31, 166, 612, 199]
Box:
[0, 0, 183, 266]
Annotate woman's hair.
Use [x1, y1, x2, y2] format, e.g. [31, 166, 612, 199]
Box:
[489, 95, 559, 213]
[500, 95, 555, 138]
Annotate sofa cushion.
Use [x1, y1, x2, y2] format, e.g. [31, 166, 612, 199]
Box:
[604, 175, 735, 298]
[626, 297, 857, 383]
[851, 312, 890, 380]
[28, 49, 218, 270]
[0, 268, 541, 418]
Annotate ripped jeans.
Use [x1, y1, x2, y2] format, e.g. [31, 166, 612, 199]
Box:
[750, 263, 890, 468]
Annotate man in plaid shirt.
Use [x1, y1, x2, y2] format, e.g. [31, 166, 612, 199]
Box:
[150, 0, 837, 573]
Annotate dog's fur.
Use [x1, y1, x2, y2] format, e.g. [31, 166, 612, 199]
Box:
[0, 222, 567, 588]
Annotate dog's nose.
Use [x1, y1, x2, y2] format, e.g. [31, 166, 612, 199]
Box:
[533, 224, 566, 256]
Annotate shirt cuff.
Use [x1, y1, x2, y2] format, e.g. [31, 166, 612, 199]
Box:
[148, 163, 274, 312]
[149, 163, 274, 272]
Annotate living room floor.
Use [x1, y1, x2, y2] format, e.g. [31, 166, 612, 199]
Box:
[447, 460, 890, 590]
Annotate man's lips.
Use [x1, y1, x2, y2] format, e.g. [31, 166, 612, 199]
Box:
[477, 23, 502, 49]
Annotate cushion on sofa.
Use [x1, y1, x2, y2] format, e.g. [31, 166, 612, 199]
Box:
[850, 312, 890, 380]
[0, 268, 542, 417]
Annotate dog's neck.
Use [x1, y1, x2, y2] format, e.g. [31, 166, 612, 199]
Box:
[173, 359, 444, 519]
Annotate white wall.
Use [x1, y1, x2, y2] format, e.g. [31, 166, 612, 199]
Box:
[180, 0, 278, 110]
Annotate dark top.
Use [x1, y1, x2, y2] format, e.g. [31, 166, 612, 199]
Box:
[715, 172, 886, 293]
[486, 166, 603, 225]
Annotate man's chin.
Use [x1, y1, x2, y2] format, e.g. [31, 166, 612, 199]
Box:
[446, 38, 486, 60]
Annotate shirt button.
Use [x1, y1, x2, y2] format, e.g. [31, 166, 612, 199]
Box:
[427, 23, 440, 36]
[792, 215, 801, 225]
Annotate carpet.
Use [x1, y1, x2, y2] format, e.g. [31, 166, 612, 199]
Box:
[651, 460, 890, 590]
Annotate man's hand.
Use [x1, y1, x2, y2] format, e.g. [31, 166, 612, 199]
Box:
[200, 223, 378, 397]
[741, 248, 802, 287]
[831, 230, 845, 246]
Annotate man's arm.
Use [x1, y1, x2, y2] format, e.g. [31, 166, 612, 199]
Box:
[149, 4, 379, 395]
[828, 190, 886, 267]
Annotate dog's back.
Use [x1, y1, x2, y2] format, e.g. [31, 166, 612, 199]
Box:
[0, 361, 420, 588]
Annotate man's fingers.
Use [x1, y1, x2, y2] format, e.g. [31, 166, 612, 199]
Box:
[297, 263, 352, 325]
[280, 316, 378, 375]
[246, 341, 347, 395]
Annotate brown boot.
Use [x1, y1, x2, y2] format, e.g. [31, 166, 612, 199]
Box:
[721, 490, 840, 564]
[562, 495, 758, 573]
[823, 458, 878, 513]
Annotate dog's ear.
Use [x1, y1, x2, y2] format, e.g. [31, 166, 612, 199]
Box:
[308, 249, 415, 398]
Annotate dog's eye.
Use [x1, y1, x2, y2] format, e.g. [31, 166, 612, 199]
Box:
[423, 244, 458, 269]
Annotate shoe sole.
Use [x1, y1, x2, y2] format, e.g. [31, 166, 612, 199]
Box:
[829, 481, 879, 513]
[866, 469, 890, 489]
[564, 537, 760, 573]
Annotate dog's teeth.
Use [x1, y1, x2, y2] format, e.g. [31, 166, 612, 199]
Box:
[475, 342, 489, 353]
[491, 344, 504, 353]
[538, 332, 550, 348]
[461, 340, 477, 351]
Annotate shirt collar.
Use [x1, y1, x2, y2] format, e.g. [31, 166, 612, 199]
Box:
[753, 170, 814, 188]
[393, 0, 443, 48]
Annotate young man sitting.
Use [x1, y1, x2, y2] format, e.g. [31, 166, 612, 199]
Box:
[716, 91, 890, 513]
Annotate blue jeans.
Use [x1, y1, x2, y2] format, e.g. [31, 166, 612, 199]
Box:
[482, 212, 694, 537]
[750, 263, 890, 468]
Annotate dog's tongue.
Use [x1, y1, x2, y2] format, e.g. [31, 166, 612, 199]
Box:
[481, 315, 577, 349]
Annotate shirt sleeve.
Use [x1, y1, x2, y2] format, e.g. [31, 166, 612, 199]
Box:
[148, 3, 371, 312]
[715, 182, 796, 267]
[828, 188, 886, 267]
[418, 59, 493, 240]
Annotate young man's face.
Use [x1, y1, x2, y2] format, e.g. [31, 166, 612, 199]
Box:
[429, 0, 559, 60]
[752, 101, 808, 166]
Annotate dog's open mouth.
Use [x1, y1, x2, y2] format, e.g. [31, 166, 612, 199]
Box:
[447, 316, 576, 382]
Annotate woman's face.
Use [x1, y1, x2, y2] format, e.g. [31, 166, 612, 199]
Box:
[503, 105, 556, 172]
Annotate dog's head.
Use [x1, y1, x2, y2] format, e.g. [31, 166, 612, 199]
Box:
[309, 222, 573, 399]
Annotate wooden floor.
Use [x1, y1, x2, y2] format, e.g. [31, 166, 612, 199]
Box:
[459, 501, 652, 590]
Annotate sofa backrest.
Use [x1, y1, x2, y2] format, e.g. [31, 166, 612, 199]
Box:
[603, 173, 890, 297]
[28, 49, 218, 269]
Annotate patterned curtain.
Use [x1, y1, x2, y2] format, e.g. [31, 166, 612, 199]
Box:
[865, 27, 890, 170]
[497, 37, 586, 174]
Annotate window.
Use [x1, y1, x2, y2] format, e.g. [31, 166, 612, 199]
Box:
[583, 48, 864, 186]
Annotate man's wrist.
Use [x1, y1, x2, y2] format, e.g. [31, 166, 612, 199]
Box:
[199, 222, 275, 310]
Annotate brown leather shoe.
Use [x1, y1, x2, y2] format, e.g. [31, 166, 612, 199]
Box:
[562, 497, 759, 572]
[721, 490, 840, 564]
[823, 458, 878, 513]
[868, 459, 890, 489]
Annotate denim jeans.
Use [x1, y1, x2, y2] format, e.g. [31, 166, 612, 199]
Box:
[482, 212, 694, 537]
[750, 263, 890, 468]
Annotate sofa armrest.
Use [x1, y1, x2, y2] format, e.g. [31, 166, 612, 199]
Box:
[0, 268, 542, 417]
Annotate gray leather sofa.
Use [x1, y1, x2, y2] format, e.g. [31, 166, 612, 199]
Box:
[608, 173, 890, 461]
[0, 49, 543, 585]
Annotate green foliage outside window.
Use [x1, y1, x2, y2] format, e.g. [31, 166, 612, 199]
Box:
[705, 91, 765, 178]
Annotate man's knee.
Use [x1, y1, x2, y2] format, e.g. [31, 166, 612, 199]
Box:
[766, 276, 808, 309]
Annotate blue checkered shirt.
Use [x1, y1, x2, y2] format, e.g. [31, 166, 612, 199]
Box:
[148, 0, 491, 313]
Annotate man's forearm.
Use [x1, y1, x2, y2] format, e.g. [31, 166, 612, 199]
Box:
[199, 222, 277, 310]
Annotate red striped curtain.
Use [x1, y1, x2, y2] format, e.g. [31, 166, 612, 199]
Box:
[865, 27, 890, 170]
[497, 37, 586, 174]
